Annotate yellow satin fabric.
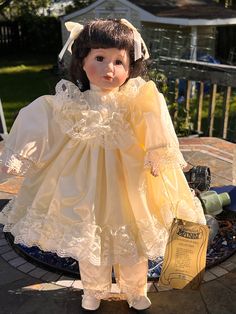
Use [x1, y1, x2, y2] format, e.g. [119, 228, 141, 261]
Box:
[0, 77, 206, 266]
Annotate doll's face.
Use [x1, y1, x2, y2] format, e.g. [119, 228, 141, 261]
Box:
[83, 48, 130, 92]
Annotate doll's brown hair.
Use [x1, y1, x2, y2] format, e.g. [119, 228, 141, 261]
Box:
[69, 19, 147, 91]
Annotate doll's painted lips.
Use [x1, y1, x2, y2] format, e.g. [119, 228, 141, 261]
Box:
[103, 75, 113, 81]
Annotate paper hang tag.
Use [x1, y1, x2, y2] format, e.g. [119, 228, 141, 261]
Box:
[158, 218, 209, 290]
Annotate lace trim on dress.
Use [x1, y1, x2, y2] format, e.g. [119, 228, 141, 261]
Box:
[121, 284, 147, 305]
[83, 288, 111, 300]
[136, 216, 169, 258]
[55, 79, 91, 112]
[119, 76, 145, 98]
[0, 145, 39, 176]
[0, 198, 170, 266]
[0, 197, 15, 224]
[83, 285, 146, 301]
[144, 146, 187, 175]
[53, 80, 137, 149]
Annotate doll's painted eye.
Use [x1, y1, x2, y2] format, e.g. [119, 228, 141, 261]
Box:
[115, 59, 123, 65]
[96, 56, 104, 62]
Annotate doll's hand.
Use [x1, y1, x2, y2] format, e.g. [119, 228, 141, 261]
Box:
[144, 156, 159, 177]
[150, 166, 158, 177]
[0, 166, 12, 184]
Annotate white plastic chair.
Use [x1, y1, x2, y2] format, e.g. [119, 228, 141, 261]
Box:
[0, 98, 8, 140]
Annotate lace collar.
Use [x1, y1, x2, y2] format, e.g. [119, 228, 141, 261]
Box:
[55, 77, 146, 102]
[89, 83, 119, 95]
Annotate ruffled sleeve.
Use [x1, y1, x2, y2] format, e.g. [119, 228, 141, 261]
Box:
[130, 80, 187, 175]
[0, 95, 64, 177]
[129, 80, 206, 225]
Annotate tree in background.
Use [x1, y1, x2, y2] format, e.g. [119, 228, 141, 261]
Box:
[65, 0, 95, 14]
[0, 0, 61, 55]
[0, 0, 51, 20]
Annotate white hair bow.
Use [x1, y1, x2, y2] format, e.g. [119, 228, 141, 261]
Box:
[120, 19, 150, 61]
[58, 21, 83, 60]
[58, 19, 150, 62]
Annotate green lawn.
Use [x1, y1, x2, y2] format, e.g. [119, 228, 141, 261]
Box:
[0, 54, 60, 130]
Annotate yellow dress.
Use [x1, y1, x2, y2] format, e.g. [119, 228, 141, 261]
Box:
[0, 77, 205, 266]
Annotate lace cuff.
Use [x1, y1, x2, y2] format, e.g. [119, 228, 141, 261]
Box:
[0, 146, 38, 176]
[83, 288, 111, 300]
[144, 147, 187, 175]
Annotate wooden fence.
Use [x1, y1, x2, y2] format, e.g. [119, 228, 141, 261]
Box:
[0, 19, 61, 55]
[0, 21, 23, 53]
[151, 57, 236, 142]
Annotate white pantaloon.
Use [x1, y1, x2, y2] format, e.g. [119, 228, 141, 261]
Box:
[79, 259, 148, 301]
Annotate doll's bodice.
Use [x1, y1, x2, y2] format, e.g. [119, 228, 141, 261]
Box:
[54, 78, 143, 149]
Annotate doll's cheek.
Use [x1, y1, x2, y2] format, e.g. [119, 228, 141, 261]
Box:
[83, 66, 96, 79]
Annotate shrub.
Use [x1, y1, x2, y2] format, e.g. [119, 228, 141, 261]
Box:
[16, 14, 62, 55]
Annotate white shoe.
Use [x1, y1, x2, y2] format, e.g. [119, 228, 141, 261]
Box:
[129, 295, 151, 310]
[81, 294, 101, 311]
